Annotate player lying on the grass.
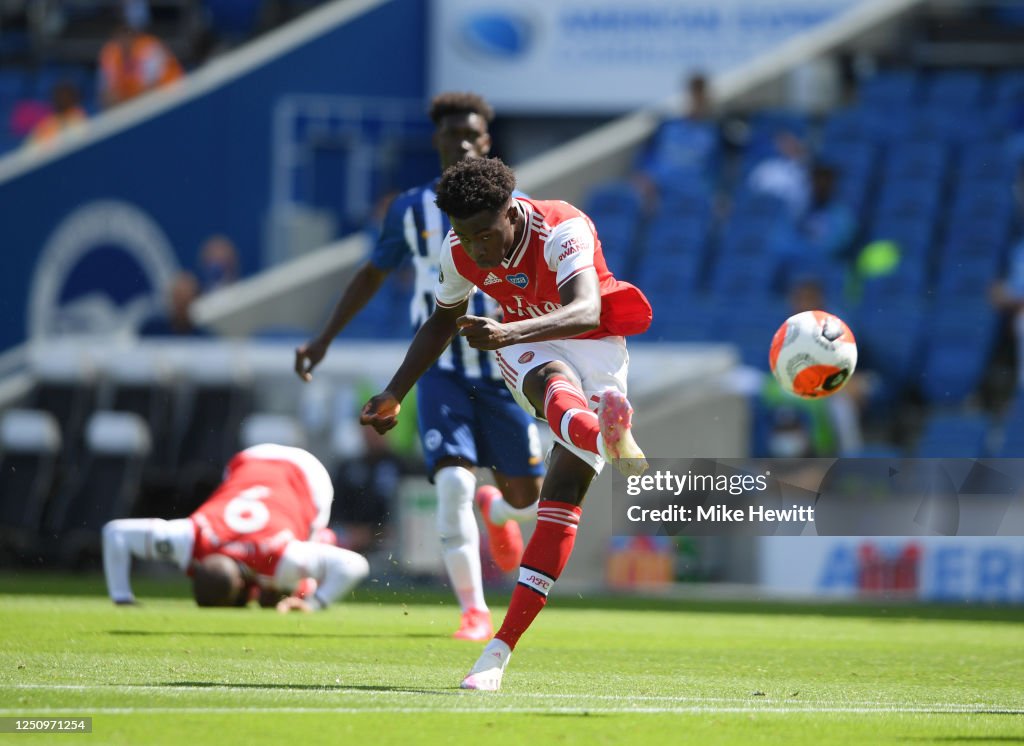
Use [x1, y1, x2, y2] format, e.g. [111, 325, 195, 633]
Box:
[102, 444, 369, 611]
[360, 157, 653, 690]
[294, 92, 544, 642]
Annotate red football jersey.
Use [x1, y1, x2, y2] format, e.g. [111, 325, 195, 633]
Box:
[436, 197, 652, 339]
[190, 451, 319, 576]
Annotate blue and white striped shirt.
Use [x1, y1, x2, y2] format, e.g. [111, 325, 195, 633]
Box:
[370, 179, 506, 381]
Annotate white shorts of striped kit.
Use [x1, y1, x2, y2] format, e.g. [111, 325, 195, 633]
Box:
[495, 336, 629, 474]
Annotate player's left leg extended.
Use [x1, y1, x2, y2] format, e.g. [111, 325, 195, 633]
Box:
[461, 445, 593, 691]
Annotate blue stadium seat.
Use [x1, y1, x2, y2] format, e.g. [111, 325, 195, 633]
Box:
[996, 395, 1024, 457]
[640, 214, 709, 263]
[204, 0, 263, 39]
[918, 304, 998, 404]
[915, 412, 991, 457]
[958, 141, 1016, 183]
[590, 212, 642, 279]
[860, 259, 929, 304]
[821, 108, 867, 144]
[882, 141, 949, 182]
[583, 180, 644, 219]
[910, 106, 989, 144]
[708, 253, 783, 298]
[859, 70, 920, 109]
[655, 177, 713, 219]
[642, 293, 715, 342]
[943, 220, 1012, 261]
[716, 297, 790, 370]
[854, 300, 928, 390]
[874, 179, 943, 221]
[935, 253, 1001, 299]
[949, 182, 1014, 225]
[923, 70, 988, 109]
[0, 70, 27, 108]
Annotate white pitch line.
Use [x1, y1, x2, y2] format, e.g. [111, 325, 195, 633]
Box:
[0, 706, 1021, 716]
[0, 685, 1019, 714]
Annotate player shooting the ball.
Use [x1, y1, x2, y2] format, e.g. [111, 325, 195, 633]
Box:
[360, 157, 653, 690]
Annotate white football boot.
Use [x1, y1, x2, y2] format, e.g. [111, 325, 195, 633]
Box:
[460, 638, 512, 691]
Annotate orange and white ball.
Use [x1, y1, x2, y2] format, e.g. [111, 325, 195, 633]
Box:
[769, 310, 857, 398]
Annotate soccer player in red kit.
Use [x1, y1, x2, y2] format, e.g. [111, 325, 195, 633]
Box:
[102, 444, 369, 610]
[360, 157, 652, 690]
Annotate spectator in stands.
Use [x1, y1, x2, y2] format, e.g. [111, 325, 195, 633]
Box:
[138, 271, 208, 336]
[774, 161, 858, 287]
[991, 174, 1024, 388]
[197, 234, 240, 293]
[98, 3, 184, 109]
[746, 130, 811, 220]
[634, 72, 720, 196]
[24, 81, 88, 150]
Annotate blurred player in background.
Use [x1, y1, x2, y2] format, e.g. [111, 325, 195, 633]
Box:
[294, 93, 544, 641]
[360, 158, 652, 690]
[102, 444, 369, 611]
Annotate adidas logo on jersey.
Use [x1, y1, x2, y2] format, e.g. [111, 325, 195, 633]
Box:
[484, 272, 502, 286]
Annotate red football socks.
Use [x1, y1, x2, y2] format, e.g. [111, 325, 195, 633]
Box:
[495, 501, 582, 650]
[543, 376, 599, 454]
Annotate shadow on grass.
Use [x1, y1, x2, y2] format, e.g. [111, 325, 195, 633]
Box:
[108, 629, 440, 640]
[160, 681, 462, 696]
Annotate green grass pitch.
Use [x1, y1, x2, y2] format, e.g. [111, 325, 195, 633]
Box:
[1, 575, 1022, 745]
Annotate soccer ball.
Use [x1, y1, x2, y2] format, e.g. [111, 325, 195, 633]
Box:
[769, 310, 857, 399]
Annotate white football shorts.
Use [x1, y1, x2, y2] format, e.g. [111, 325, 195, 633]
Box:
[495, 336, 629, 473]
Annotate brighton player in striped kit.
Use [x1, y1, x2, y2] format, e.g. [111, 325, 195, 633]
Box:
[295, 93, 543, 641]
[361, 157, 652, 690]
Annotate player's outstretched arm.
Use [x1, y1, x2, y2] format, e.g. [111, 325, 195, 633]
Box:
[273, 541, 370, 612]
[360, 300, 466, 433]
[458, 270, 601, 350]
[102, 518, 194, 604]
[295, 261, 390, 382]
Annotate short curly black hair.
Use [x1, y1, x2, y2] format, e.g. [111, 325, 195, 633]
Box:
[435, 158, 516, 219]
[429, 92, 495, 125]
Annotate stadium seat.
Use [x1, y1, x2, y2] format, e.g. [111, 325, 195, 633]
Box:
[949, 182, 1014, 225]
[45, 411, 151, 566]
[717, 297, 791, 370]
[583, 180, 644, 219]
[923, 70, 988, 109]
[637, 215, 709, 289]
[173, 347, 253, 476]
[935, 254, 1000, 299]
[854, 300, 928, 390]
[874, 179, 943, 222]
[0, 410, 62, 559]
[101, 347, 176, 469]
[590, 212, 642, 279]
[995, 395, 1024, 457]
[28, 344, 98, 462]
[859, 70, 920, 109]
[915, 412, 991, 457]
[959, 141, 1017, 183]
[821, 108, 867, 144]
[882, 141, 949, 183]
[918, 304, 999, 404]
[655, 177, 713, 218]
